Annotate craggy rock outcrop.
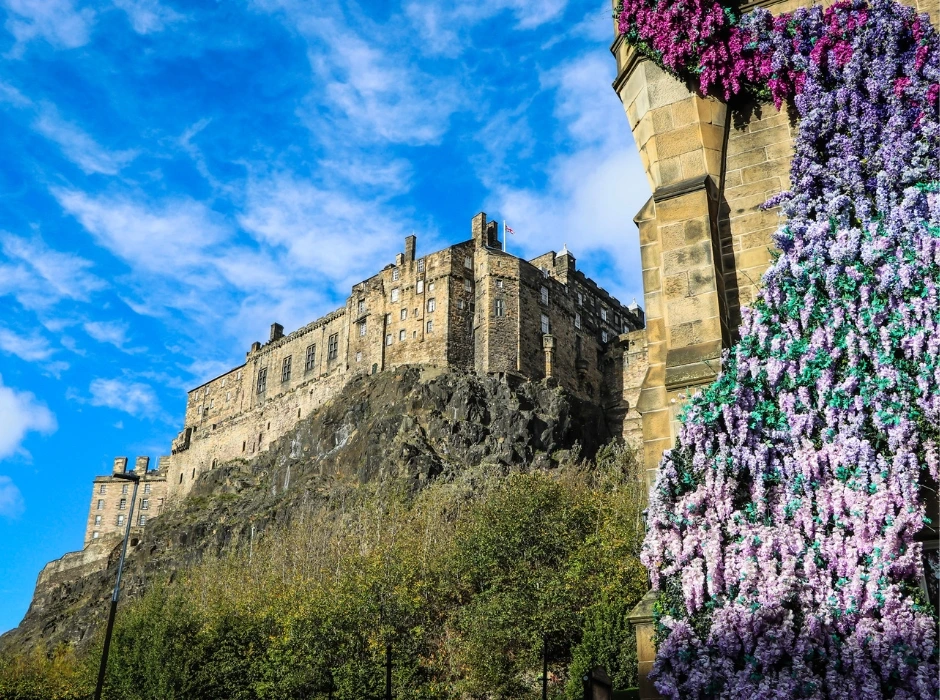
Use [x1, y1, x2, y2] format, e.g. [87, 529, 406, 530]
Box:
[1, 366, 617, 652]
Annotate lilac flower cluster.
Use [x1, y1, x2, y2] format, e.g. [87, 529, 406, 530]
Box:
[618, 0, 940, 696]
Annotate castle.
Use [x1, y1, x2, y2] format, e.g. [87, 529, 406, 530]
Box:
[82, 211, 645, 544]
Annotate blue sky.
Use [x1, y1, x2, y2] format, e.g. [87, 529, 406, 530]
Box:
[0, 0, 651, 633]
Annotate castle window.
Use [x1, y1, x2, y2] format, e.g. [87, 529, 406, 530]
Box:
[429, 282, 435, 292]
[601, 307, 608, 322]
[141, 499, 150, 510]
[359, 321, 367, 337]
[399, 329, 406, 341]
[98, 484, 106, 495]
[358, 298, 365, 314]
[417, 259, 425, 272]
[602, 330, 609, 343]
[117, 515, 125, 526]
[427, 298, 436, 312]
[391, 288, 400, 302]
[356, 351, 362, 362]
[386, 334, 393, 346]
[496, 279, 503, 289]
[426, 320, 434, 333]
[495, 299, 505, 317]
[575, 312, 582, 329]
[400, 309, 407, 320]
[144, 484, 151, 494]
[417, 279, 424, 294]
[577, 292, 583, 306]
[138, 515, 147, 526]
[393, 268, 400, 281]
[209, 399, 214, 408]
[328, 334, 339, 360]
[118, 498, 127, 510]
[464, 279, 472, 292]
[92, 531, 100, 539]
[122, 484, 129, 495]
[94, 515, 101, 526]
[97, 499, 104, 510]
[541, 314, 550, 335]
[540, 286, 549, 305]
[464, 256, 472, 269]
[226, 391, 231, 401]
[458, 299, 465, 310]
[221, 378, 226, 387]
[257, 367, 267, 393]
[305, 344, 316, 371]
[236, 371, 242, 380]
[385, 313, 392, 325]
[541, 267, 549, 277]
[413, 330, 417, 338]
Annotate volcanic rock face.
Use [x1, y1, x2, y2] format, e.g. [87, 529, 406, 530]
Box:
[2, 366, 616, 652]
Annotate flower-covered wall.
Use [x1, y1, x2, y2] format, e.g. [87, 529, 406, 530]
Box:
[610, 0, 939, 696]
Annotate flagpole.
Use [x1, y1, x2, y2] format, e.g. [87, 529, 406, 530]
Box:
[503, 220, 507, 255]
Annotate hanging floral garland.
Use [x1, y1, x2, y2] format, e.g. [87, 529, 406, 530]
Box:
[617, 0, 940, 696]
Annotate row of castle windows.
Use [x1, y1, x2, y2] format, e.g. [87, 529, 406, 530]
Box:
[96, 483, 152, 496]
[95, 497, 151, 511]
[256, 334, 339, 394]
[386, 321, 433, 345]
[90, 514, 148, 539]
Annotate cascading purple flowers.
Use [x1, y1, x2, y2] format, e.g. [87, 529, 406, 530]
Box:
[618, 0, 940, 696]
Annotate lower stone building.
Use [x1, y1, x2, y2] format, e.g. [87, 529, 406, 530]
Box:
[82, 457, 167, 546]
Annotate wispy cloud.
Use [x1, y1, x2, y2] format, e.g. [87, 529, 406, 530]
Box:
[34, 104, 138, 175]
[83, 320, 131, 349]
[112, 0, 182, 34]
[3, 0, 94, 54]
[0, 374, 56, 459]
[0, 476, 25, 518]
[88, 377, 160, 418]
[0, 233, 104, 310]
[0, 327, 55, 362]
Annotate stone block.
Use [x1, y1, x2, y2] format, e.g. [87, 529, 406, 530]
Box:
[682, 217, 709, 243]
[663, 272, 689, 299]
[699, 122, 725, 152]
[727, 148, 767, 170]
[724, 169, 743, 188]
[642, 267, 662, 293]
[660, 222, 687, 250]
[736, 246, 774, 270]
[726, 124, 790, 156]
[646, 317, 666, 343]
[667, 292, 720, 326]
[656, 123, 703, 159]
[659, 155, 683, 185]
[679, 149, 705, 180]
[729, 190, 774, 217]
[704, 147, 724, 178]
[765, 139, 794, 161]
[651, 105, 675, 132]
[656, 190, 709, 223]
[662, 239, 713, 275]
[725, 176, 784, 201]
[669, 315, 722, 348]
[647, 72, 693, 110]
[742, 157, 790, 185]
[671, 97, 697, 127]
[640, 241, 663, 271]
[746, 109, 789, 132]
[731, 208, 782, 234]
[740, 227, 778, 251]
[688, 267, 718, 296]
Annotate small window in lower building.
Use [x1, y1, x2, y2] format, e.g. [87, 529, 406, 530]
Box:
[98, 484, 106, 495]
[141, 499, 150, 510]
[96, 499, 104, 510]
[427, 298, 436, 312]
[495, 299, 505, 317]
[386, 333, 393, 346]
[356, 350, 362, 362]
[496, 279, 503, 289]
[118, 498, 127, 510]
[117, 514, 125, 526]
[399, 329, 406, 341]
[92, 531, 100, 539]
[458, 299, 465, 310]
[575, 312, 581, 329]
[426, 320, 434, 333]
[138, 515, 147, 526]
[400, 308, 407, 320]
[94, 515, 102, 526]
[464, 256, 472, 269]
[541, 314, 550, 335]
[416, 279, 424, 294]
[464, 279, 472, 292]
[602, 330, 609, 343]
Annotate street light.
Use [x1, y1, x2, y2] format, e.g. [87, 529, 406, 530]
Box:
[93, 470, 140, 700]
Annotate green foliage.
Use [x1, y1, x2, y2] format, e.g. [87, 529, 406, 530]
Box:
[0, 644, 93, 700]
[1, 442, 649, 699]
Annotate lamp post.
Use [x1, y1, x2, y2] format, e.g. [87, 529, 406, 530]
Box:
[93, 471, 140, 700]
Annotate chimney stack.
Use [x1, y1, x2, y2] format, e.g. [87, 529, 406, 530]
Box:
[134, 456, 150, 475]
[405, 234, 416, 262]
[113, 457, 128, 475]
[269, 323, 284, 342]
[472, 212, 487, 247]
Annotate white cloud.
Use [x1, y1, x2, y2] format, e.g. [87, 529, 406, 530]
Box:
[484, 53, 650, 304]
[0, 232, 104, 310]
[3, 0, 94, 53]
[112, 0, 181, 34]
[0, 80, 31, 107]
[52, 188, 230, 274]
[0, 476, 25, 518]
[0, 327, 54, 361]
[83, 320, 130, 349]
[89, 377, 160, 417]
[0, 374, 56, 459]
[34, 104, 138, 175]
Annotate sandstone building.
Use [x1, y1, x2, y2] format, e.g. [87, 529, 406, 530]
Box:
[82, 457, 167, 545]
[82, 211, 645, 528]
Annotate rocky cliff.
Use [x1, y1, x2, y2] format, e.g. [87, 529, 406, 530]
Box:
[1, 366, 620, 652]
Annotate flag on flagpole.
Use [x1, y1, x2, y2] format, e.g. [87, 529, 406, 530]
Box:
[505, 223, 515, 235]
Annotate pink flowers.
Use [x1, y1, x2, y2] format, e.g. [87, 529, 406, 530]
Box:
[618, 0, 940, 695]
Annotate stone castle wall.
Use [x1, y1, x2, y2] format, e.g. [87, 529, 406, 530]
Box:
[82, 457, 167, 545]
[122, 211, 645, 503]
